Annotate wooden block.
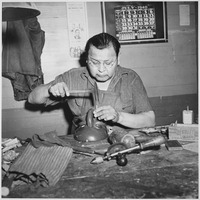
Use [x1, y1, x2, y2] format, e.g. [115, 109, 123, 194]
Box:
[168, 123, 198, 141]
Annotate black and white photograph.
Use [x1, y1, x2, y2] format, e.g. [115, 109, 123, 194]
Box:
[1, 1, 198, 198]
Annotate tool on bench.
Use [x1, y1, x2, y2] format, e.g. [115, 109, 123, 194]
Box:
[91, 135, 166, 166]
[109, 127, 169, 147]
[72, 145, 104, 156]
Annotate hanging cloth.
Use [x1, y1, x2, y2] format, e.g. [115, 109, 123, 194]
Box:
[2, 17, 45, 101]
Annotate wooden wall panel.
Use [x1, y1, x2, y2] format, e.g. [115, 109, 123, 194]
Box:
[167, 2, 195, 15]
[86, 2, 102, 37]
[35, 2, 67, 18]
[2, 78, 25, 109]
[2, 107, 70, 139]
[120, 44, 172, 68]
[38, 3, 71, 83]
[138, 65, 197, 86]
[167, 2, 196, 29]
[150, 94, 198, 125]
[168, 31, 196, 55]
[147, 84, 197, 98]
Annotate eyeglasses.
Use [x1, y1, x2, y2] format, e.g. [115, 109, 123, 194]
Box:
[87, 56, 117, 69]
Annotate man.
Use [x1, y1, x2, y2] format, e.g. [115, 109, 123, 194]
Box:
[28, 33, 155, 134]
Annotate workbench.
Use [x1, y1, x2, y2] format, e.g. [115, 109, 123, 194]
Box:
[5, 137, 198, 199]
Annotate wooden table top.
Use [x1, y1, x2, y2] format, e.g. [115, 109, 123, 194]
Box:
[7, 139, 198, 199]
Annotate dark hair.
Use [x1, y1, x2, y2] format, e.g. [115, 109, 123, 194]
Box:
[85, 33, 121, 58]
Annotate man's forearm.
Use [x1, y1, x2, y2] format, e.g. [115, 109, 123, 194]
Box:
[28, 83, 51, 104]
[117, 110, 155, 128]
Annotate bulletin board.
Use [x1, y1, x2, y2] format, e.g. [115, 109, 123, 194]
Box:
[101, 2, 168, 44]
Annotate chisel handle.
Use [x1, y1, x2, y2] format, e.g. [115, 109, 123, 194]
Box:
[69, 89, 92, 94]
[69, 90, 92, 96]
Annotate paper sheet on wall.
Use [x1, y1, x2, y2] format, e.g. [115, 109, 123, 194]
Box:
[179, 5, 190, 26]
[66, 2, 88, 60]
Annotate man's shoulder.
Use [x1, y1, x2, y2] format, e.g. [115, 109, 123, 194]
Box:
[63, 67, 88, 79]
[118, 66, 139, 77]
[68, 67, 87, 74]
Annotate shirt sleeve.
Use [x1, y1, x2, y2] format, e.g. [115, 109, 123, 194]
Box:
[44, 71, 71, 106]
[131, 75, 153, 114]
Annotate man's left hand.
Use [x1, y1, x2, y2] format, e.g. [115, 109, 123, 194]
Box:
[93, 106, 119, 122]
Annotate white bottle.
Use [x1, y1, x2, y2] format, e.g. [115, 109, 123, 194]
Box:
[183, 106, 193, 124]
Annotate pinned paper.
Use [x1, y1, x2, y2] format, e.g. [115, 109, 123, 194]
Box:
[179, 5, 190, 26]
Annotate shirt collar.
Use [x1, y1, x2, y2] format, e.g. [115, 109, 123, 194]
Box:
[108, 65, 128, 90]
[80, 67, 95, 86]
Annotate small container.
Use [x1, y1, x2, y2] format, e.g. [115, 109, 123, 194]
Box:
[183, 106, 193, 124]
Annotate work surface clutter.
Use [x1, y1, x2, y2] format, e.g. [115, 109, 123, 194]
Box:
[2, 124, 198, 198]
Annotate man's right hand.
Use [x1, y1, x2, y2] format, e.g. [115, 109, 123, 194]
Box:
[48, 82, 70, 97]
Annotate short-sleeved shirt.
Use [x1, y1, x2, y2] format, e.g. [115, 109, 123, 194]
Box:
[46, 65, 152, 131]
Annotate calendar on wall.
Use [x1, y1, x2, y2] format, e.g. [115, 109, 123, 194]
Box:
[102, 2, 168, 44]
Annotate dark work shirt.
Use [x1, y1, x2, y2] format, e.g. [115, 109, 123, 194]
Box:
[46, 65, 153, 130]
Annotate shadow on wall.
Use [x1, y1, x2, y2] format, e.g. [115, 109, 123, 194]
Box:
[24, 100, 74, 135]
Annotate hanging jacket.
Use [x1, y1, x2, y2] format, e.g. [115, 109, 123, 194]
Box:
[2, 17, 45, 101]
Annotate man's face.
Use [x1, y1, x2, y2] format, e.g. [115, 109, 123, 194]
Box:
[87, 44, 118, 82]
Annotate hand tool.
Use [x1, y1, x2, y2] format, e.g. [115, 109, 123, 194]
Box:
[108, 129, 165, 148]
[69, 82, 99, 108]
[93, 82, 100, 108]
[91, 135, 166, 166]
[68, 89, 92, 96]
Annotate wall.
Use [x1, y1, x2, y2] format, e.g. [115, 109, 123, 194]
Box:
[2, 2, 198, 139]
[120, 2, 197, 97]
